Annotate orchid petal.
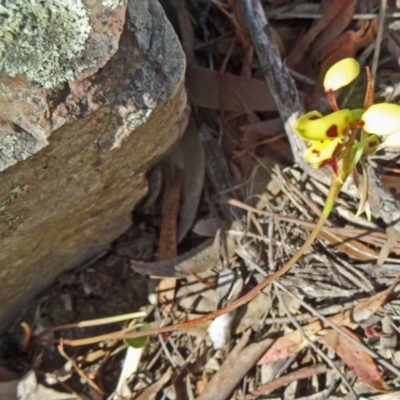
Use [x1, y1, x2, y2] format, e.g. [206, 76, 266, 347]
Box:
[362, 103, 400, 136]
[383, 131, 400, 147]
[304, 138, 342, 168]
[295, 109, 352, 141]
[323, 58, 360, 91]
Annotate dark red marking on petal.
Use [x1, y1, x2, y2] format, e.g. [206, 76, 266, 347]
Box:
[368, 140, 377, 148]
[326, 125, 338, 138]
[312, 149, 320, 156]
[309, 115, 321, 120]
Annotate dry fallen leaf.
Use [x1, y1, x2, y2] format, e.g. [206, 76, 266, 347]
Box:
[174, 122, 206, 243]
[257, 286, 392, 365]
[322, 327, 392, 392]
[186, 68, 276, 112]
[286, 0, 356, 68]
[239, 118, 284, 136]
[309, 18, 378, 105]
[309, 0, 356, 61]
[157, 174, 184, 312]
[317, 229, 378, 262]
[131, 238, 236, 278]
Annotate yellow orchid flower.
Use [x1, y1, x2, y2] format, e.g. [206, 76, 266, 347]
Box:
[295, 109, 352, 141]
[304, 138, 342, 168]
[362, 103, 400, 136]
[323, 58, 360, 91]
[295, 57, 400, 169]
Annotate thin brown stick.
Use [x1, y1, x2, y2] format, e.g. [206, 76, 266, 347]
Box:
[371, 0, 387, 82]
[244, 363, 330, 400]
[57, 340, 105, 396]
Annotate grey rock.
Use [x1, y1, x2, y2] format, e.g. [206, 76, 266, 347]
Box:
[0, 0, 186, 330]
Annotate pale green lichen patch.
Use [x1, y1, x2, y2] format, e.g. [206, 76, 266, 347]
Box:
[125, 109, 152, 131]
[0, 0, 91, 89]
[102, 0, 125, 9]
[0, 123, 46, 171]
[0, 132, 33, 161]
[0, 134, 18, 158]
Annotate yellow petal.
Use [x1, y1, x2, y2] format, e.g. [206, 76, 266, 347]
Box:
[304, 138, 342, 168]
[362, 103, 400, 135]
[323, 58, 360, 91]
[295, 109, 352, 141]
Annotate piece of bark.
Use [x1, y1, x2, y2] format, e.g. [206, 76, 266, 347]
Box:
[195, 331, 274, 400]
[0, 0, 186, 330]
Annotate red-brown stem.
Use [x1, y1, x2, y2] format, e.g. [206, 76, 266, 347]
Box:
[326, 89, 339, 111]
[363, 66, 374, 109]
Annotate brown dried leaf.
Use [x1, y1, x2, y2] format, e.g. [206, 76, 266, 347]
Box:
[159, 175, 183, 260]
[257, 320, 323, 364]
[385, 32, 400, 65]
[176, 123, 206, 243]
[317, 230, 378, 262]
[317, 19, 378, 67]
[131, 238, 236, 278]
[352, 285, 393, 323]
[322, 327, 392, 392]
[186, 68, 276, 111]
[309, 19, 378, 105]
[239, 118, 284, 136]
[381, 173, 400, 195]
[286, 0, 356, 68]
[375, 226, 400, 272]
[158, 175, 184, 309]
[310, 0, 357, 61]
[257, 287, 392, 365]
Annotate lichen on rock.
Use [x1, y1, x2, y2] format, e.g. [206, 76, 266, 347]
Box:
[102, 0, 124, 9]
[0, 0, 91, 89]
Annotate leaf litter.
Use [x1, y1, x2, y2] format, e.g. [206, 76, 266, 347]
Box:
[3, 1, 400, 399]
